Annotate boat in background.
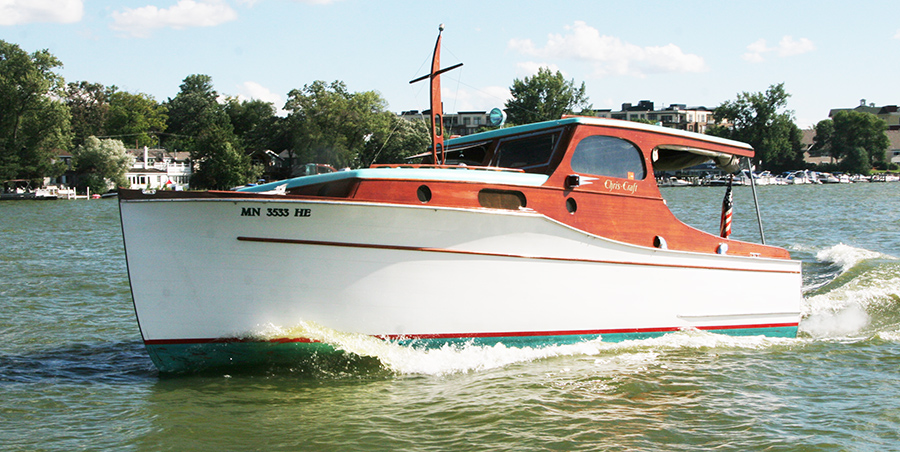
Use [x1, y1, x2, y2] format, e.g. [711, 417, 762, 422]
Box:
[118, 26, 802, 373]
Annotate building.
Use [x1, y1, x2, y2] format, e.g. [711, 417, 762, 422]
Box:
[601, 101, 718, 134]
[889, 130, 900, 164]
[400, 110, 492, 137]
[801, 128, 900, 166]
[829, 99, 900, 131]
[125, 147, 192, 190]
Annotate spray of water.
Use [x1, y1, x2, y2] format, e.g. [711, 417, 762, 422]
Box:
[800, 243, 900, 339]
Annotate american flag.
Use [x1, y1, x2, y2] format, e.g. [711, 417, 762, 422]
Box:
[719, 175, 733, 238]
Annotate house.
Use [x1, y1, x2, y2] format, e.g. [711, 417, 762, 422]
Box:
[801, 127, 900, 166]
[829, 99, 900, 130]
[125, 147, 191, 190]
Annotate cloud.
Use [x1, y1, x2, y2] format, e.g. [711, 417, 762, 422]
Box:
[0, 0, 83, 25]
[895, 29, 900, 39]
[110, 0, 237, 38]
[508, 21, 706, 78]
[742, 36, 815, 62]
[440, 85, 510, 112]
[236, 81, 287, 116]
[236, 0, 341, 5]
[516, 61, 564, 78]
[777, 36, 816, 56]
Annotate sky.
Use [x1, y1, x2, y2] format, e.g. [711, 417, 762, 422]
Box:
[1, 0, 899, 129]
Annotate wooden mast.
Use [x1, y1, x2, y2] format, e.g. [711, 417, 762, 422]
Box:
[410, 24, 462, 165]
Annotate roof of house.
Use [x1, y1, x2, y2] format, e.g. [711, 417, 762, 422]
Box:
[126, 148, 190, 162]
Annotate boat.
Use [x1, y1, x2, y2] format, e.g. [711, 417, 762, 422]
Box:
[118, 26, 803, 373]
[1, 179, 60, 200]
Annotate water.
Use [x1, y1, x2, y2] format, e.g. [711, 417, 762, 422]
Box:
[2, 184, 899, 451]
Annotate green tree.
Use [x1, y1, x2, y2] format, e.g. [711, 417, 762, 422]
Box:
[0, 40, 71, 182]
[504, 67, 591, 125]
[189, 128, 262, 190]
[107, 91, 168, 148]
[65, 81, 115, 147]
[166, 75, 256, 188]
[356, 114, 431, 168]
[707, 83, 803, 172]
[223, 96, 279, 160]
[72, 136, 133, 194]
[284, 80, 392, 170]
[810, 119, 834, 158]
[165, 74, 232, 150]
[827, 110, 889, 174]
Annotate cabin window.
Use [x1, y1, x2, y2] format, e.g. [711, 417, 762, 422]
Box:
[495, 131, 560, 172]
[570, 135, 646, 180]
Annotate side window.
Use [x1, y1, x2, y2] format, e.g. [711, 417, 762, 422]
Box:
[495, 132, 559, 172]
[570, 135, 646, 180]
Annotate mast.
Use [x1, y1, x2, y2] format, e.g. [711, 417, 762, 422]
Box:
[409, 24, 462, 165]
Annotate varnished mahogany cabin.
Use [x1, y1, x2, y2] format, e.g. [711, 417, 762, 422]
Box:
[244, 117, 788, 260]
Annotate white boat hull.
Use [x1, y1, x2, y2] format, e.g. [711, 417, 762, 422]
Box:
[120, 196, 802, 371]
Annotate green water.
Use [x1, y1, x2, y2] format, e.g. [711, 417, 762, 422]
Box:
[2, 184, 900, 451]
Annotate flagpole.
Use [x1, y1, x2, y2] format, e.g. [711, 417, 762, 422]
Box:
[744, 157, 766, 245]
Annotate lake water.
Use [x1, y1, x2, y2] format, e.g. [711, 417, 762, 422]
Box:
[2, 183, 899, 451]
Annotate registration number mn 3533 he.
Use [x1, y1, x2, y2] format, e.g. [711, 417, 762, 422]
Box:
[239, 207, 311, 217]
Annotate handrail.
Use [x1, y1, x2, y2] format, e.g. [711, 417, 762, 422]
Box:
[369, 164, 525, 173]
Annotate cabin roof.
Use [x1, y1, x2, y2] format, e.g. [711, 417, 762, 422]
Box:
[447, 116, 753, 156]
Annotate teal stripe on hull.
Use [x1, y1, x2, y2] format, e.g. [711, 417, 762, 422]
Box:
[145, 326, 798, 374]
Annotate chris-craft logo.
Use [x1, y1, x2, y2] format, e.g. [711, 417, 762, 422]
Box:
[604, 179, 639, 194]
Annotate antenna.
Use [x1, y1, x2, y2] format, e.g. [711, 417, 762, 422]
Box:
[409, 24, 463, 165]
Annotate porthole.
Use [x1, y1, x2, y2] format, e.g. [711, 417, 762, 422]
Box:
[653, 236, 667, 249]
[566, 197, 577, 214]
[417, 185, 432, 203]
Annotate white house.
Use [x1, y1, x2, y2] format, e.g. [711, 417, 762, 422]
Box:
[125, 147, 191, 190]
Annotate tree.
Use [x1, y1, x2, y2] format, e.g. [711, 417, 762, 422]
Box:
[504, 67, 591, 125]
[165, 74, 232, 151]
[65, 81, 114, 147]
[826, 110, 889, 174]
[356, 114, 431, 168]
[166, 75, 256, 188]
[107, 91, 168, 148]
[283, 80, 393, 170]
[809, 118, 835, 159]
[223, 96, 278, 157]
[0, 40, 71, 182]
[707, 83, 803, 172]
[72, 136, 133, 194]
[189, 128, 261, 190]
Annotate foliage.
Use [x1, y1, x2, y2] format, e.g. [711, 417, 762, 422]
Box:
[813, 110, 889, 175]
[222, 96, 281, 160]
[356, 114, 431, 168]
[164, 74, 233, 151]
[504, 67, 591, 125]
[284, 80, 394, 170]
[189, 128, 262, 190]
[72, 136, 133, 194]
[0, 40, 71, 182]
[166, 74, 257, 188]
[106, 91, 168, 148]
[809, 119, 834, 157]
[65, 81, 115, 147]
[707, 83, 803, 172]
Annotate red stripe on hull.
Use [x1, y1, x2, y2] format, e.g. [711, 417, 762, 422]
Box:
[237, 236, 800, 275]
